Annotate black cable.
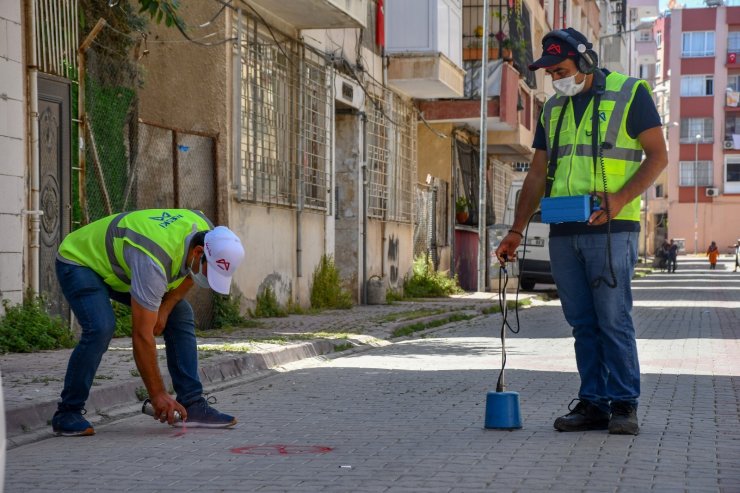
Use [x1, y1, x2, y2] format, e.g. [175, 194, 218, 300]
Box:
[494, 216, 532, 393]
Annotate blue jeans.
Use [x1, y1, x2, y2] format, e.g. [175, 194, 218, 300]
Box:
[55, 260, 203, 411]
[549, 232, 640, 412]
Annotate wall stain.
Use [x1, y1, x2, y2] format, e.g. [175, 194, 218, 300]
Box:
[387, 234, 400, 287]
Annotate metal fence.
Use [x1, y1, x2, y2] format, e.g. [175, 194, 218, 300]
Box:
[236, 15, 331, 212]
[77, 22, 219, 329]
[32, 0, 78, 77]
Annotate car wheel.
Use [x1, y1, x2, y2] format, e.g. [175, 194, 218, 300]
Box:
[520, 278, 536, 291]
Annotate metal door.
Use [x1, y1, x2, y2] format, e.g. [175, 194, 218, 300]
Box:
[38, 75, 71, 320]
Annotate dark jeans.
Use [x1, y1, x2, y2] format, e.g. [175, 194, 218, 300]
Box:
[55, 259, 203, 411]
[549, 232, 640, 412]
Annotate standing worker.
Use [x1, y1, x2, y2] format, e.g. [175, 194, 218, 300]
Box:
[52, 209, 245, 436]
[495, 28, 668, 435]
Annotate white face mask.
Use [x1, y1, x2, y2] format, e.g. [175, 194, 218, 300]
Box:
[189, 255, 210, 290]
[553, 72, 586, 97]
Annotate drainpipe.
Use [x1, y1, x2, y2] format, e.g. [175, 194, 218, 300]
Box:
[26, 0, 42, 294]
[296, 48, 305, 304]
[361, 112, 368, 305]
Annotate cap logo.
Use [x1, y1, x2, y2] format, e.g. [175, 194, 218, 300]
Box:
[547, 44, 562, 55]
[216, 258, 230, 271]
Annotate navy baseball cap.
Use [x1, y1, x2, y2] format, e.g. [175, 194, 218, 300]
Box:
[529, 28, 592, 71]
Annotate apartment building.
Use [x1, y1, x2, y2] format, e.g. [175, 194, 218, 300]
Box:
[663, 4, 740, 254]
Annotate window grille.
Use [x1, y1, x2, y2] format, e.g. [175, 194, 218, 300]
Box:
[366, 87, 417, 223]
[236, 24, 331, 212]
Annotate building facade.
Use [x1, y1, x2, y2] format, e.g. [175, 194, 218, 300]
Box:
[665, 5, 740, 254]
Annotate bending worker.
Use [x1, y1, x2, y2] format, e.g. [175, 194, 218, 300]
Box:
[496, 28, 668, 435]
[52, 209, 245, 436]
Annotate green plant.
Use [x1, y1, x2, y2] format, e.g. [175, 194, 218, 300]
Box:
[0, 291, 76, 353]
[310, 255, 353, 310]
[251, 286, 287, 318]
[391, 313, 474, 338]
[403, 256, 463, 298]
[135, 386, 149, 401]
[213, 291, 251, 329]
[386, 289, 404, 303]
[456, 196, 471, 213]
[111, 301, 132, 337]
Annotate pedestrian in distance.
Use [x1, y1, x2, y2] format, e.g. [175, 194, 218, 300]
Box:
[656, 239, 670, 272]
[734, 240, 740, 272]
[667, 238, 679, 273]
[52, 209, 245, 436]
[495, 28, 668, 436]
[706, 241, 720, 270]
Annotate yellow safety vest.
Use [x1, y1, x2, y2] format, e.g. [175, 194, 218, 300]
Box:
[541, 72, 648, 221]
[58, 209, 213, 292]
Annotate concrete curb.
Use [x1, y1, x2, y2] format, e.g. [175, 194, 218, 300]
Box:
[5, 340, 336, 447]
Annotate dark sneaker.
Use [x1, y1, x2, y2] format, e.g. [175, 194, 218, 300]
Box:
[609, 402, 639, 435]
[554, 399, 609, 432]
[177, 396, 236, 429]
[52, 408, 95, 437]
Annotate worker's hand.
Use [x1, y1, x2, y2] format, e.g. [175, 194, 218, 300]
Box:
[153, 305, 172, 337]
[149, 392, 188, 425]
[495, 233, 521, 266]
[588, 192, 627, 226]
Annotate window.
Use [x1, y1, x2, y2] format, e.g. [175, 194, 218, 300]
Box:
[680, 75, 713, 96]
[679, 161, 713, 186]
[682, 31, 715, 57]
[656, 31, 662, 48]
[729, 75, 740, 92]
[680, 118, 713, 143]
[238, 35, 331, 210]
[366, 89, 417, 223]
[655, 184, 664, 198]
[638, 30, 652, 42]
[655, 62, 662, 78]
[730, 32, 740, 52]
[726, 156, 740, 193]
[725, 113, 740, 139]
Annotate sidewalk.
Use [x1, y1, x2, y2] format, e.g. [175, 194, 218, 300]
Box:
[0, 290, 521, 448]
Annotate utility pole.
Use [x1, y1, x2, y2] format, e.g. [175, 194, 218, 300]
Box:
[477, 0, 490, 292]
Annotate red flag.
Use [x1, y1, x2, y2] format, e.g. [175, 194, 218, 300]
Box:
[729, 52, 737, 64]
[376, 0, 385, 48]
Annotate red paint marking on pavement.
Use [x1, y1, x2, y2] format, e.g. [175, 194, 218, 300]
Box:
[230, 445, 334, 456]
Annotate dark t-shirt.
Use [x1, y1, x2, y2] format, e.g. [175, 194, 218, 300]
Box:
[532, 72, 662, 236]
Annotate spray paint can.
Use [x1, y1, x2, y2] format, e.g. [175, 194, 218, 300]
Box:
[142, 399, 182, 422]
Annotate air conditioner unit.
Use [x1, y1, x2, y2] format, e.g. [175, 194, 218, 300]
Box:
[706, 187, 720, 197]
[334, 73, 364, 111]
[724, 140, 734, 150]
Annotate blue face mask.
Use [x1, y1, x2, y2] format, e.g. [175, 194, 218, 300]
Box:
[189, 255, 210, 290]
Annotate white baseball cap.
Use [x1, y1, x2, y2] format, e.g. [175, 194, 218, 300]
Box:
[203, 226, 245, 294]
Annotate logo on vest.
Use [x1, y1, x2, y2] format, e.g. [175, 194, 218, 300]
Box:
[585, 112, 607, 137]
[216, 258, 230, 271]
[149, 211, 184, 229]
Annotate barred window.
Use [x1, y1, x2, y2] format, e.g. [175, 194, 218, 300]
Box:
[237, 27, 330, 211]
[366, 88, 417, 223]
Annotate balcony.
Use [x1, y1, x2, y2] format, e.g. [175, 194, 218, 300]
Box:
[417, 61, 535, 160]
[385, 0, 465, 98]
[247, 0, 366, 29]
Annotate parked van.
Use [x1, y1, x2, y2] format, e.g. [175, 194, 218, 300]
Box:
[503, 180, 553, 290]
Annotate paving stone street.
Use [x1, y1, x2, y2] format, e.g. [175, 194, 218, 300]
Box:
[2, 255, 739, 492]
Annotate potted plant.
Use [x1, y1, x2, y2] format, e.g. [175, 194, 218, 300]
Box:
[456, 196, 471, 223]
